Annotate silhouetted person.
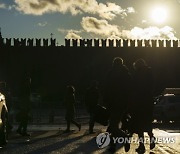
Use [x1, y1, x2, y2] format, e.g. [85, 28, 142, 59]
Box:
[16, 73, 31, 136]
[130, 59, 155, 153]
[64, 85, 81, 133]
[85, 80, 99, 134]
[0, 82, 13, 132]
[104, 57, 131, 152]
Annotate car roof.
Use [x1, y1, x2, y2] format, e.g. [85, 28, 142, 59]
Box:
[163, 88, 180, 95]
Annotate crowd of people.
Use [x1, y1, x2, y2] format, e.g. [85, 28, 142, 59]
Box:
[64, 57, 155, 153]
[1, 56, 155, 153]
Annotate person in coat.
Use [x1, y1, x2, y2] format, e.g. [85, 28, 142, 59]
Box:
[130, 59, 155, 153]
[85, 80, 99, 134]
[104, 57, 132, 152]
[64, 85, 81, 133]
[16, 73, 31, 136]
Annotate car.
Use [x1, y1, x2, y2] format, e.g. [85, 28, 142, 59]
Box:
[153, 94, 180, 123]
[0, 92, 8, 146]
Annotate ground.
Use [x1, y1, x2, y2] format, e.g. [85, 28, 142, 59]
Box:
[0, 124, 180, 154]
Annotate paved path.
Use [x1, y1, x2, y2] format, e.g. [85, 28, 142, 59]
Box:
[1, 126, 180, 154]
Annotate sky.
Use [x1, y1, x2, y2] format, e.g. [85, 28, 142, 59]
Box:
[0, 0, 180, 45]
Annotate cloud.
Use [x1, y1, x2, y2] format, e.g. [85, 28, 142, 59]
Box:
[59, 28, 83, 39]
[65, 31, 82, 39]
[0, 3, 6, 9]
[37, 21, 48, 27]
[58, 28, 82, 34]
[127, 26, 177, 40]
[107, 34, 121, 40]
[81, 16, 177, 40]
[126, 7, 135, 13]
[14, 0, 135, 20]
[81, 17, 121, 37]
[58, 28, 69, 33]
[0, 2, 16, 10]
[8, 5, 16, 10]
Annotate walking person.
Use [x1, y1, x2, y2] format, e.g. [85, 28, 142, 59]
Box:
[64, 85, 81, 133]
[0, 82, 13, 132]
[16, 104, 31, 136]
[130, 59, 155, 153]
[104, 57, 132, 152]
[16, 72, 31, 136]
[85, 80, 99, 134]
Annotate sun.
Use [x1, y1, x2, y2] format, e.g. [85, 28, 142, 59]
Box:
[151, 7, 168, 24]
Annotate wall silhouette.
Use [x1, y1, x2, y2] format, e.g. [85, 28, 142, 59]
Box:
[64, 39, 179, 48]
[0, 38, 57, 47]
[0, 35, 180, 101]
[0, 38, 179, 48]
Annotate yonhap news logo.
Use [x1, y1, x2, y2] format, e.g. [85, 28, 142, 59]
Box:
[96, 132, 110, 148]
[96, 132, 176, 149]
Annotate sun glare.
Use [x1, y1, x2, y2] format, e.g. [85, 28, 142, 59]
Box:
[151, 7, 168, 24]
